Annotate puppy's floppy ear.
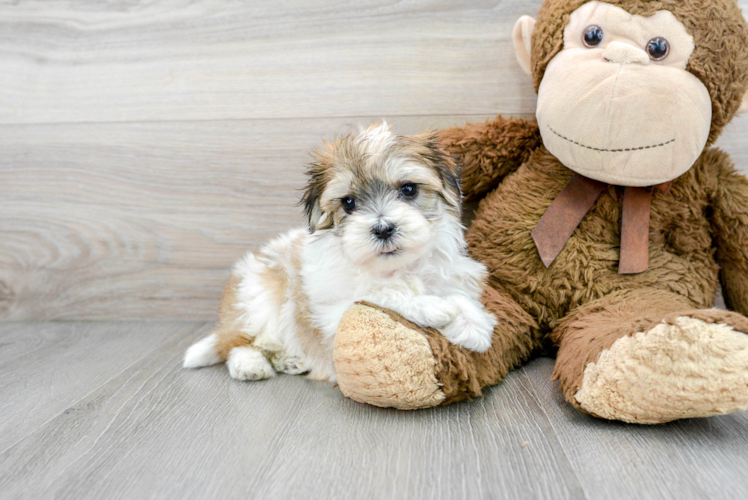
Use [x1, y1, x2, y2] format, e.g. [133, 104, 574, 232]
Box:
[417, 131, 462, 212]
[300, 172, 323, 233]
[300, 146, 335, 233]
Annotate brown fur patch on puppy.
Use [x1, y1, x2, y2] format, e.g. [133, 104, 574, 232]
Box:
[214, 274, 253, 360]
[214, 234, 308, 362]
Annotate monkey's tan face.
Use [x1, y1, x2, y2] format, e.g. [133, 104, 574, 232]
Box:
[536, 1, 712, 186]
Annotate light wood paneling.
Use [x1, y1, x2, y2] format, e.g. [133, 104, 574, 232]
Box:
[0, 115, 498, 321]
[2, 113, 746, 321]
[1, 0, 747, 321]
[1, 0, 744, 125]
[0, 0, 541, 124]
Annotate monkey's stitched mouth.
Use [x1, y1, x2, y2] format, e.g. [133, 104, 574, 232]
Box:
[549, 125, 675, 153]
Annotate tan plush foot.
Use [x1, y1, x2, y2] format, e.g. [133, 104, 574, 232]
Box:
[334, 304, 446, 410]
[575, 316, 748, 424]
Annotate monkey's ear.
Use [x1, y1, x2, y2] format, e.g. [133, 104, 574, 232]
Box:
[739, 89, 748, 115]
[513, 16, 536, 77]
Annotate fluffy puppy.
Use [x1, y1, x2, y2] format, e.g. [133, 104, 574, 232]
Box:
[183, 122, 496, 382]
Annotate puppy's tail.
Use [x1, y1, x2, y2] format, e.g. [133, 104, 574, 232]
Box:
[183, 333, 223, 368]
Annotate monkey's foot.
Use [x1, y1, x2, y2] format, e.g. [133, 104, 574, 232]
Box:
[575, 315, 748, 424]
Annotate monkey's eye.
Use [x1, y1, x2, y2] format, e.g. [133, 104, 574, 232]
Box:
[342, 196, 357, 214]
[646, 37, 670, 61]
[582, 25, 604, 48]
[399, 183, 418, 199]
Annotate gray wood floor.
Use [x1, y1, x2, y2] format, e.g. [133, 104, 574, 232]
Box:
[1, 321, 747, 500]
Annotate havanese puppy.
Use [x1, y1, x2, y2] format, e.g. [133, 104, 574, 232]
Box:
[183, 122, 496, 382]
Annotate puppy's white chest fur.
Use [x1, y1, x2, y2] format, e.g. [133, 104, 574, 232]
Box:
[301, 226, 470, 340]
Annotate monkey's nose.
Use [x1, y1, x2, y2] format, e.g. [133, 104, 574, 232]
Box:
[372, 223, 396, 240]
[603, 41, 649, 65]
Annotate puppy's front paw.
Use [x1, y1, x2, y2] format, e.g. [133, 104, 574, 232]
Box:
[409, 296, 459, 328]
[438, 313, 494, 353]
[227, 347, 275, 381]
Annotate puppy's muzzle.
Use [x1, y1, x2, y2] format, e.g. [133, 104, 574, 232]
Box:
[371, 223, 396, 241]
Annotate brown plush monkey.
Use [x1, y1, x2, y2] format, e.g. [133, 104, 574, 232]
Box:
[332, 0, 748, 424]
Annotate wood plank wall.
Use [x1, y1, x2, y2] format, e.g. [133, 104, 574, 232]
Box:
[2, 0, 747, 321]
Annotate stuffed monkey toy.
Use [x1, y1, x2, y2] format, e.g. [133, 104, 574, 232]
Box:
[332, 0, 748, 424]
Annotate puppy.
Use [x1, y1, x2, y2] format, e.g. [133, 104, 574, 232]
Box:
[183, 122, 496, 382]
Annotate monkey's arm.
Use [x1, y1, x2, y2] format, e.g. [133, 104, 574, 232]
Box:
[710, 153, 748, 315]
[438, 115, 541, 201]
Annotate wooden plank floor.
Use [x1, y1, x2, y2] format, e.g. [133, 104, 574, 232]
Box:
[1, 321, 747, 500]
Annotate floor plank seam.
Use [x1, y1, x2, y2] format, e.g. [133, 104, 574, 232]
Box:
[516, 367, 592, 500]
[59, 346, 200, 492]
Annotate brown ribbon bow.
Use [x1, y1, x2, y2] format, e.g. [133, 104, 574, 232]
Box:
[531, 174, 671, 275]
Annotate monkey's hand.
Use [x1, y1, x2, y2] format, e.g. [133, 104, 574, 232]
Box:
[438, 115, 541, 201]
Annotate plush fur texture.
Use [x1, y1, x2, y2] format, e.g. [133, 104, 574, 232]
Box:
[335, 303, 447, 409]
[336, 287, 542, 408]
[575, 315, 748, 423]
[332, 0, 748, 423]
[184, 123, 497, 382]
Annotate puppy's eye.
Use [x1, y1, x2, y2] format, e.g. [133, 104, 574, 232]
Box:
[399, 183, 418, 199]
[646, 37, 670, 61]
[582, 25, 604, 48]
[342, 196, 357, 214]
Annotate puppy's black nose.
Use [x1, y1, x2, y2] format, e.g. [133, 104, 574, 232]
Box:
[372, 224, 396, 240]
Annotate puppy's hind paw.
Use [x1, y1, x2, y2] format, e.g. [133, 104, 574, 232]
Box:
[227, 347, 275, 381]
[270, 353, 310, 375]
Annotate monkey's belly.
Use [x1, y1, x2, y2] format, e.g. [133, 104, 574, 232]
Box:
[466, 152, 720, 330]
